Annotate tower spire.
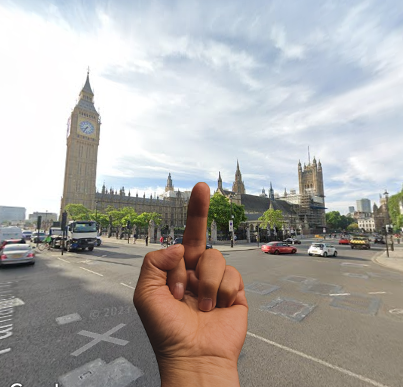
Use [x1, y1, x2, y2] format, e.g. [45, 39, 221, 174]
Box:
[218, 171, 223, 190]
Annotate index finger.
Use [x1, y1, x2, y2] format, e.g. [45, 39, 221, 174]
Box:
[182, 182, 210, 270]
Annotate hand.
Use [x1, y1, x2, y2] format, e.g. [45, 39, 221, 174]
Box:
[133, 183, 248, 387]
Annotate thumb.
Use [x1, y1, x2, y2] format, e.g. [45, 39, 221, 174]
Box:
[134, 244, 185, 303]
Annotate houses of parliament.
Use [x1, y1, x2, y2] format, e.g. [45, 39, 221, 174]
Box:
[61, 73, 326, 233]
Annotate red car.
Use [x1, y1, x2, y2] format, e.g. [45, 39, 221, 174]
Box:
[338, 238, 350, 245]
[261, 242, 297, 255]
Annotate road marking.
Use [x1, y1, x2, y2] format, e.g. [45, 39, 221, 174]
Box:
[71, 323, 128, 356]
[120, 283, 135, 290]
[329, 293, 351, 296]
[247, 332, 391, 387]
[0, 298, 25, 310]
[56, 313, 82, 325]
[389, 309, 403, 315]
[79, 267, 103, 277]
[57, 258, 70, 263]
[368, 292, 387, 295]
[0, 348, 11, 355]
[59, 357, 143, 386]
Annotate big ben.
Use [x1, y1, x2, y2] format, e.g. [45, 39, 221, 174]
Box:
[61, 71, 100, 212]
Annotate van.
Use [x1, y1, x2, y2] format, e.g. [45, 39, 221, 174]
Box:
[0, 226, 23, 243]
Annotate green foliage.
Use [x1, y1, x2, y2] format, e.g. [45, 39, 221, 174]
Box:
[207, 193, 247, 232]
[347, 222, 359, 231]
[388, 190, 403, 229]
[65, 204, 90, 220]
[135, 212, 162, 228]
[325, 211, 355, 231]
[258, 208, 284, 229]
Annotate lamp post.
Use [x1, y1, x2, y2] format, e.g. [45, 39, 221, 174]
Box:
[229, 195, 234, 248]
[95, 201, 98, 233]
[383, 190, 390, 257]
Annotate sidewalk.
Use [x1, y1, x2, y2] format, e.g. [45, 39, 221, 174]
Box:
[101, 237, 260, 252]
[373, 244, 403, 274]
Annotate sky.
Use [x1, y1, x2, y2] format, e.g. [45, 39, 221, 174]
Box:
[1, 0, 403, 219]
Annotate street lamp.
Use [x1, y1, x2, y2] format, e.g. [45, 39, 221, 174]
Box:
[95, 201, 98, 233]
[229, 194, 234, 248]
[383, 190, 391, 257]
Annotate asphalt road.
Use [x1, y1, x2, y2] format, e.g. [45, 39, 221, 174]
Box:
[1, 241, 403, 387]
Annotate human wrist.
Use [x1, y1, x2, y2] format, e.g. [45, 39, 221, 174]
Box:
[158, 356, 240, 387]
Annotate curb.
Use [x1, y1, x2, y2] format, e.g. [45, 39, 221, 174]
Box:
[372, 251, 403, 274]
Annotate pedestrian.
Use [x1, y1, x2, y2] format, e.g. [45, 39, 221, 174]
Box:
[160, 235, 164, 246]
[145, 235, 149, 246]
[133, 234, 137, 244]
[168, 235, 172, 246]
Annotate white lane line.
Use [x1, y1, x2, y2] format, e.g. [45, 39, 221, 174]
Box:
[329, 293, 351, 296]
[368, 291, 387, 295]
[0, 348, 11, 355]
[79, 267, 103, 277]
[57, 258, 70, 263]
[120, 283, 135, 290]
[247, 332, 391, 387]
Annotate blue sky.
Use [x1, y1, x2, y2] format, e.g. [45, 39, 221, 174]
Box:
[1, 0, 402, 217]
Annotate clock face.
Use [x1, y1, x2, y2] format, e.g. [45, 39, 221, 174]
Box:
[79, 120, 95, 135]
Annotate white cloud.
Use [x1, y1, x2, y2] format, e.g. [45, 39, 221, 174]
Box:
[0, 1, 402, 218]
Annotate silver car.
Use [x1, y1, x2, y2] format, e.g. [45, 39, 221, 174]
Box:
[0, 244, 35, 266]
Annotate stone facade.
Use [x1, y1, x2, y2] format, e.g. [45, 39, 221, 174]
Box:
[61, 72, 100, 212]
[217, 160, 327, 234]
[95, 184, 188, 228]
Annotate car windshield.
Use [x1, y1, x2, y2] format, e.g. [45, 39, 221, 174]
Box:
[32, 232, 45, 236]
[312, 244, 323, 248]
[3, 244, 30, 251]
[72, 223, 97, 233]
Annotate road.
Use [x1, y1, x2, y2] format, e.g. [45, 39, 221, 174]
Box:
[1, 240, 403, 387]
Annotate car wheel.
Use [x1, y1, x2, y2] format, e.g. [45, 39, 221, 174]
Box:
[308, 253, 312, 256]
[97, 241, 101, 246]
[323, 252, 328, 257]
[88, 246, 94, 251]
[333, 251, 338, 257]
[274, 250, 280, 255]
[292, 249, 296, 254]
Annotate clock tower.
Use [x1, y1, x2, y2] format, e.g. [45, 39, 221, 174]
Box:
[61, 71, 101, 213]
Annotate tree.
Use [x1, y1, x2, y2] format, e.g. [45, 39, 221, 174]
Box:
[135, 212, 162, 227]
[388, 189, 403, 229]
[326, 211, 355, 231]
[347, 222, 359, 232]
[207, 193, 247, 232]
[65, 204, 90, 220]
[258, 208, 284, 230]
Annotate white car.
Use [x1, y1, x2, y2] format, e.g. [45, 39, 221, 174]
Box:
[308, 243, 338, 257]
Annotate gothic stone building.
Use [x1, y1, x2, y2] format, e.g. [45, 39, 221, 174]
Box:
[217, 158, 326, 235]
[61, 73, 326, 233]
[60, 73, 188, 227]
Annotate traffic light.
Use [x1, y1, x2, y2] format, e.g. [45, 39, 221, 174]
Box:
[61, 211, 68, 230]
[37, 216, 42, 231]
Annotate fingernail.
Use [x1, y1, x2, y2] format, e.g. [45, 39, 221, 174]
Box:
[199, 298, 213, 312]
[173, 283, 184, 300]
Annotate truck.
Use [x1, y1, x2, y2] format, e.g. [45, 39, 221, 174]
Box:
[0, 226, 23, 243]
[65, 220, 97, 252]
[48, 227, 64, 248]
[350, 236, 371, 249]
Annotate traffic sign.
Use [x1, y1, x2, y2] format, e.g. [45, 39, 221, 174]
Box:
[229, 220, 233, 232]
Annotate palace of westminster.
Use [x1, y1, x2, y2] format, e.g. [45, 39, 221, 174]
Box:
[61, 73, 327, 234]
